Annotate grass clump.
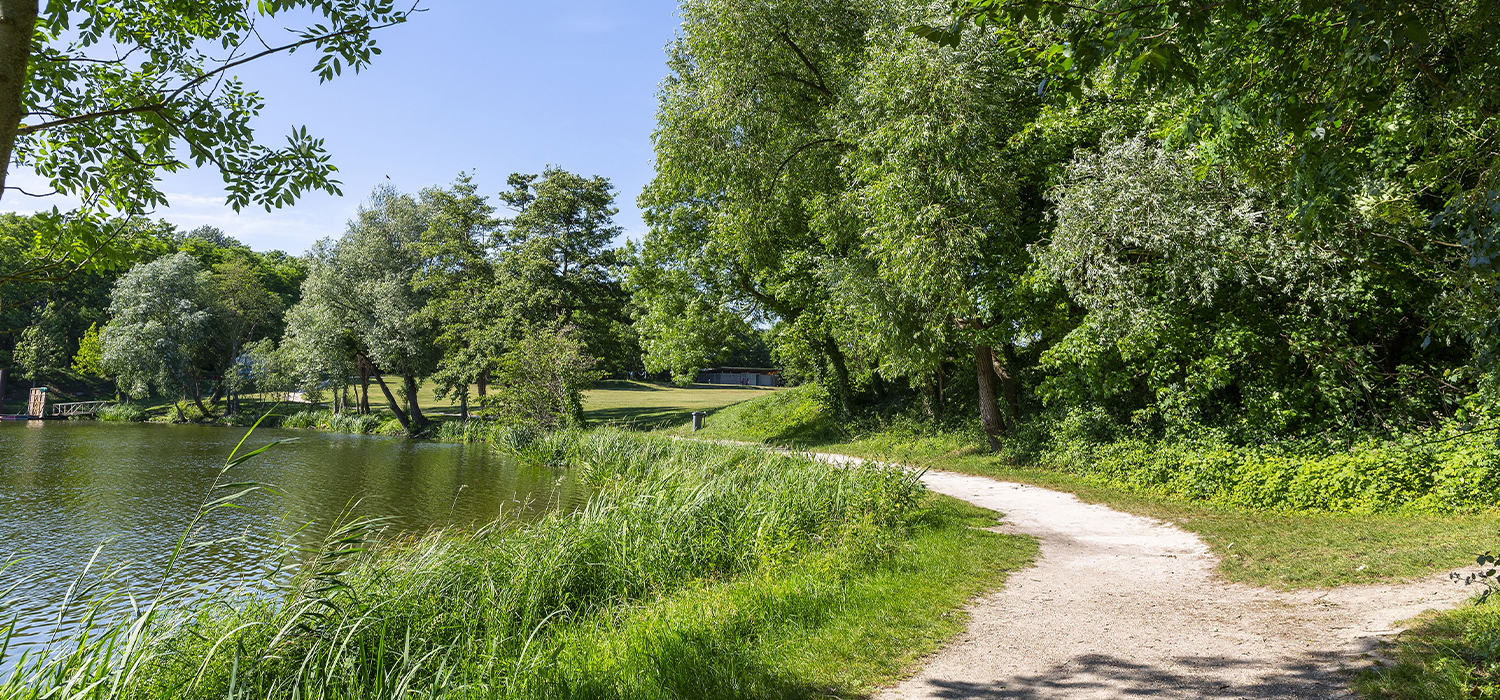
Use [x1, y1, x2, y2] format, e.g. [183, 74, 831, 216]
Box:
[97, 403, 147, 422]
[5, 429, 1032, 698]
[279, 409, 397, 435]
[1356, 596, 1500, 699]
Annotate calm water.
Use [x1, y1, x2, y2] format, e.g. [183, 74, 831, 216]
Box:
[0, 421, 584, 645]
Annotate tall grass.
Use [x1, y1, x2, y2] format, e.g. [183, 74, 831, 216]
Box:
[280, 409, 398, 436]
[97, 403, 146, 422]
[1, 429, 930, 698]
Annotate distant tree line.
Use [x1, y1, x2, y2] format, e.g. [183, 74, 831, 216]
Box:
[0, 168, 647, 434]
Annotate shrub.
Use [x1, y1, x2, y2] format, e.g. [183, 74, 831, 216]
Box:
[1040, 428, 1500, 515]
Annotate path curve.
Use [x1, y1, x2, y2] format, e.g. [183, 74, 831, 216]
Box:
[807, 453, 1471, 698]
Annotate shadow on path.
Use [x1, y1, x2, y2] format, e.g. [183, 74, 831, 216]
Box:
[907, 646, 1382, 699]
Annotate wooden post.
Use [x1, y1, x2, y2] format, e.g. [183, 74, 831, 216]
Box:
[27, 386, 48, 418]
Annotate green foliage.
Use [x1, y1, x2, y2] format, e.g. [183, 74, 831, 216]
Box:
[96, 402, 146, 422]
[1039, 138, 1467, 435]
[70, 322, 104, 377]
[1019, 417, 1500, 515]
[99, 251, 214, 401]
[2, 1, 415, 281]
[14, 301, 66, 381]
[279, 409, 393, 435]
[478, 325, 604, 431]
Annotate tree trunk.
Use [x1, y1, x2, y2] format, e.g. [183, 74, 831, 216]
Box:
[359, 372, 370, 414]
[994, 343, 1022, 428]
[477, 369, 488, 398]
[0, 0, 36, 200]
[402, 374, 425, 428]
[191, 378, 212, 418]
[975, 345, 1005, 452]
[821, 336, 852, 417]
[373, 373, 411, 434]
[459, 386, 468, 421]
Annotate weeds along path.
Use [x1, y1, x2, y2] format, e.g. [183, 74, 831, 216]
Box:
[797, 452, 1471, 699]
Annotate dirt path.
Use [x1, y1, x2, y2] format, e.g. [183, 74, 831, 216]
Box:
[875, 469, 1470, 699]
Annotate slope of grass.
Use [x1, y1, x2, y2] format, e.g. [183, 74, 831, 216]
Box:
[678, 385, 1500, 590]
[582, 379, 778, 428]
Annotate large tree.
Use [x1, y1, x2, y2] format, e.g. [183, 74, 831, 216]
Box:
[283, 184, 437, 434]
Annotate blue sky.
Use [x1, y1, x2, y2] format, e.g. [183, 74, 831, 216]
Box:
[2, 1, 684, 254]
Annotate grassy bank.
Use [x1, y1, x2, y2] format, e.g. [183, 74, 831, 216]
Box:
[1356, 597, 1500, 699]
[676, 385, 1500, 589]
[6, 429, 1033, 698]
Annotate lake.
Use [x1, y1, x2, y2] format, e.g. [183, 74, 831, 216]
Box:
[0, 420, 584, 647]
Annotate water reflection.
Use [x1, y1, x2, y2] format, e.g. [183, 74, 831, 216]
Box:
[0, 421, 584, 645]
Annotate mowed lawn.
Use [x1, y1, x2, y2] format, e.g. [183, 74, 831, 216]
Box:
[583, 380, 779, 429]
[71, 378, 776, 430]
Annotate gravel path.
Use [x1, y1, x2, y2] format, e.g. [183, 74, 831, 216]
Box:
[875, 469, 1470, 699]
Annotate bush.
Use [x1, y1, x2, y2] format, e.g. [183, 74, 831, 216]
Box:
[279, 409, 385, 435]
[1039, 428, 1500, 515]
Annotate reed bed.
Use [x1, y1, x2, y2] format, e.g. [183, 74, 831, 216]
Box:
[0, 429, 935, 699]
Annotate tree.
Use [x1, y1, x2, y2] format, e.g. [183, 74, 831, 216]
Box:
[478, 324, 602, 431]
[71, 320, 103, 376]
[209, 256, 283, 414]
[100, 251, 213, 421]
[494, 167, 635, 375]
[637, 0, 875, 414]
[413, 174, 499, 419]
[282, 184, 437, 434]
[14, 299, 64, 382]
[0, 0, 417, 284]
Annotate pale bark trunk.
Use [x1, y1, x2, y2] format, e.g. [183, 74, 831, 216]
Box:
[402, 374, 424, 427]
[976, 345, 1004, 452]
[0, 0, 35, 200]
[373, 373, 411, 434]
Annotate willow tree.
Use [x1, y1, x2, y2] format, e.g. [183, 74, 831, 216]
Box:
[283, 185, 437, 434]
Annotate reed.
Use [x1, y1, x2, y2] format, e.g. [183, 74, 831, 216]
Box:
[0, 429, 957, 699]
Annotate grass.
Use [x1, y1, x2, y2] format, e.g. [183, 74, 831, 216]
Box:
[1355, 598, 1500, 699]
[581, 379, 779, 428]
[4, 429, 1034, 698]
[675, 385, 1500, 590]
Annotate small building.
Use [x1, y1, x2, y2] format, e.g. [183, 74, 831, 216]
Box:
[696, 367, 782, 387]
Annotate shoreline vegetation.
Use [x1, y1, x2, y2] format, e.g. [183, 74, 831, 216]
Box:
[1, 429, 1035, 698]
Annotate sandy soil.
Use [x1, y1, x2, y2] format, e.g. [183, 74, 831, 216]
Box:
[871, 469, 1472, 699]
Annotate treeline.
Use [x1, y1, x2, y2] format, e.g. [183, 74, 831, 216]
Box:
[1, 217, 305, 407]
[628, 0, 1493, 446]
[0, 169, 646, 434]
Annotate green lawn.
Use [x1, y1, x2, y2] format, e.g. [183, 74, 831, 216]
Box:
[582, 379, 779, 428]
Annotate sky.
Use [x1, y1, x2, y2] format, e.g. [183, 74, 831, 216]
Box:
[1, 1, 684, 254]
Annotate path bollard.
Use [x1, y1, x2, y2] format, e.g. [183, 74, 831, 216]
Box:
[691, 411, 706, 432]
